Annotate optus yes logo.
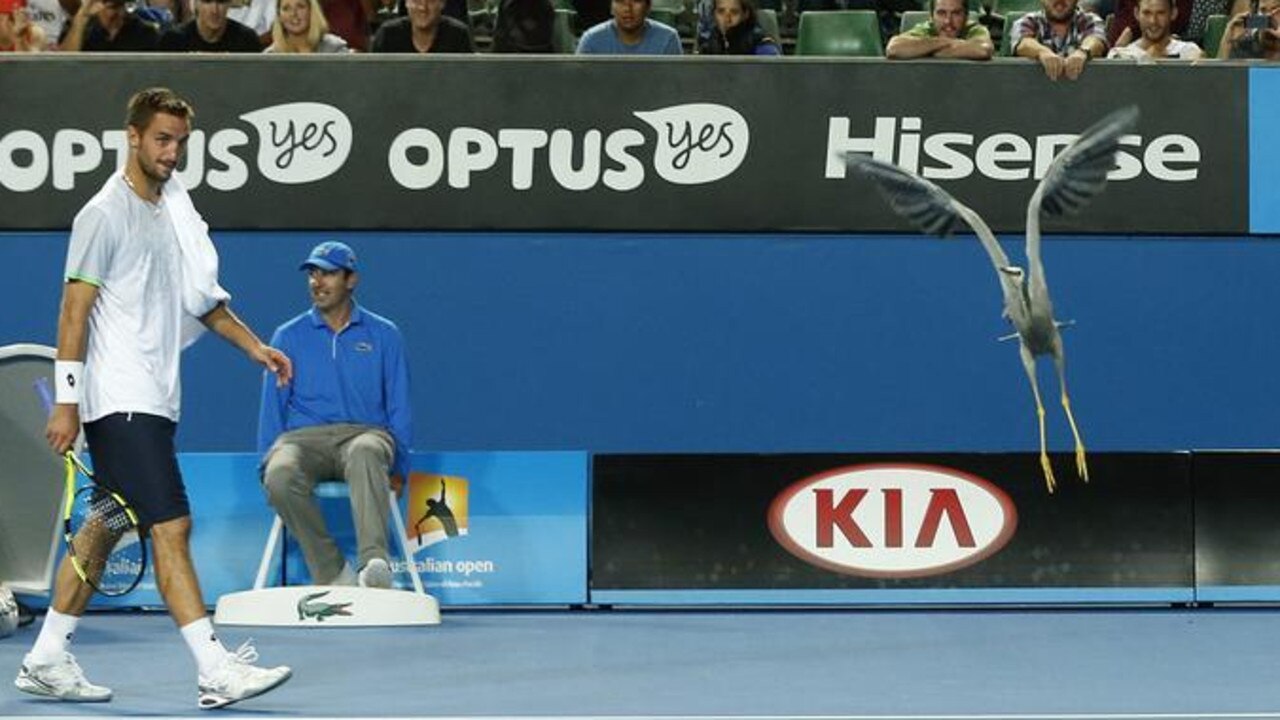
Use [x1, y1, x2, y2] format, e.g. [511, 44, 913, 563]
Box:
[388, 102, 750, 192]
[768, 464, 1017, 578]
[239, 103, 352, 184]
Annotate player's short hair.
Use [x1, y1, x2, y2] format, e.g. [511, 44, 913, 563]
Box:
[934, 0, 970, 14]
[125, 87, 194, 133]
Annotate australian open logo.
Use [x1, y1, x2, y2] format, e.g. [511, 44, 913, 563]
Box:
[407, 472, 468, 551]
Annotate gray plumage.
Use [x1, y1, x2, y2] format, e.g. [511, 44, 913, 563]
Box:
[845, 106, 1140, 492]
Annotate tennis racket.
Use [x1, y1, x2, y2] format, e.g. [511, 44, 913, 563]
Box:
[35, 377, 147, 597]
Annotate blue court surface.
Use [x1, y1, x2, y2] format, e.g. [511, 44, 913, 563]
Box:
[1, 607, 1279, 719]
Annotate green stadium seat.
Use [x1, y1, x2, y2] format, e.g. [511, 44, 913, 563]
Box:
[1202, 13, 1228, 57]
[1000, 10, 1026, 55]
[796, 10, 884, 56]
[758, 7, 782, 41]
[992, 0, 1042, 14]
[899, 9, 929, 33]
[553, 8, 578, 52]
[649, 7, 680, 28]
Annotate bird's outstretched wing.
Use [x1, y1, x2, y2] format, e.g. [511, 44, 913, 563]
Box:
[846, 153, 1011, 272]
[845, 153, 964, 237]
[1034, 105, 1140, 218]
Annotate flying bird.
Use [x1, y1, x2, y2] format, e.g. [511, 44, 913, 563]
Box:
[845, 106, 1140, 493]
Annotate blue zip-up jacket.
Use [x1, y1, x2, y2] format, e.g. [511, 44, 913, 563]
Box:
[257, 303, 413, 481]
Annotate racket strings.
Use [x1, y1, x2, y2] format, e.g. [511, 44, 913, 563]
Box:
[69, 488, 144, 595]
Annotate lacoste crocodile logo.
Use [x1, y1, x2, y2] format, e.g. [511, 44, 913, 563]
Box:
[296, 591, 353, 621]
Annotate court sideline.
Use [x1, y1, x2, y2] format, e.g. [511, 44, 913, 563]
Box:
[0, 607, 1277, 718]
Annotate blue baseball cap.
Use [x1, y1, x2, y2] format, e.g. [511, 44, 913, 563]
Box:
[300, 241, 357, 272]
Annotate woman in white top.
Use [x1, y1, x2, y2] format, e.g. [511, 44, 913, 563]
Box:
[264, 0, 350, 52]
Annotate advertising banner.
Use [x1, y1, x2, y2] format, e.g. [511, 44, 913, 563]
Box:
[71, 450, 587, 609]
[0, 57, 1249, 234]
[1193, 451, 1280, 602]
[592, 453, 1193, 604]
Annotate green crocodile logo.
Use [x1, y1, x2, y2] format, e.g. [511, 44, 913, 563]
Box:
[296, 591, 354, 621]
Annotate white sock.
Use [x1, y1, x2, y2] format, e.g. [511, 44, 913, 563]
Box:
[29, 608, 78, 663]
[180, 617, 229, 677]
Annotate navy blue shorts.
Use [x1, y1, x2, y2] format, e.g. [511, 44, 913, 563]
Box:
[83, 413, 189, 532]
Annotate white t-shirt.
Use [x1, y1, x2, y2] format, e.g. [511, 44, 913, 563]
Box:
[23, 0, 67, 49]
[65, 174, 188, 423]
[1107, 37, 1202, 59]
[228, 0, 276, 36]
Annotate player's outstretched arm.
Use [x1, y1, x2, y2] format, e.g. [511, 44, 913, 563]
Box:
[200, 303, 293, 386]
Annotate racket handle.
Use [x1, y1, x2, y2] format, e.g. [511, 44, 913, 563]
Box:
[34, 377, 54, 416]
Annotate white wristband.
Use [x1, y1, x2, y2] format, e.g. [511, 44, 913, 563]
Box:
[54, 361, 83, 404]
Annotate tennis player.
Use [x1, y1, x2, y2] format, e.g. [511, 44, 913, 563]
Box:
[15, 87, 295, 710]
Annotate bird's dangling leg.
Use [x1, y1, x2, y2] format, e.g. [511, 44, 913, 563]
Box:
[1053, 350, 1089, 482]
[1018, 343, 1056, 493]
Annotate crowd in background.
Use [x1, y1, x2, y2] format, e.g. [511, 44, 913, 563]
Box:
[0, 0, 1275, 62]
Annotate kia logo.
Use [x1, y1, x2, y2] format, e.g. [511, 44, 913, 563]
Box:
[768, 464, 1017, 579]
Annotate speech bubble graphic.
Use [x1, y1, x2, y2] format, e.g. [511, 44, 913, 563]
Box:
[634, 103, 749, 185]
[239, 103, 352, 185]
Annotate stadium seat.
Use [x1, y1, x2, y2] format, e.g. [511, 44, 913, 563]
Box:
[992, 0, 1042, 13]
[553, 8, 578, 52]
[796, 10, 884, 56]
[899, 9, 929, 33]
[650, 7, 680, 28]
[1000, 10, 1026, 55]
[758, 7, 782, 41]
[1202, 13, 1228, 57]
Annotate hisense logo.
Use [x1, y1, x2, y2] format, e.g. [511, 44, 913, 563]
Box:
[825, 116, 1201, 183]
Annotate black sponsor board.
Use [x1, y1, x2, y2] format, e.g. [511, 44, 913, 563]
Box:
[0, 56, 1249, 233]
[592, 453, 1192, 592]
[1193, 451, 1280, 594]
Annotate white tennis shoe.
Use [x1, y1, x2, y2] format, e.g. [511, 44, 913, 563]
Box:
[14, 652, 112, 702]
[357, 558, 392, 589]
[197, 641, 291, 710]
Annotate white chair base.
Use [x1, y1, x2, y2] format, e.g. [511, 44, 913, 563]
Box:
[213, 481, 440, 627]
[215, 586, 440, 627]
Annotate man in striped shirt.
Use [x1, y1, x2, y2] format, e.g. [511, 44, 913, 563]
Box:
[1010, 0, 1108, 79]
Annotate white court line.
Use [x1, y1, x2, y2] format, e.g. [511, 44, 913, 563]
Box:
[18, 715, 1280, 720]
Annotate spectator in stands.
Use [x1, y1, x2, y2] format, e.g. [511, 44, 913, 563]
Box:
[134, 0, 180, 31]
[491, 0, 554, 52]
[61, 0, 159, 50]
[258, 241, 413, 590]
[371, 0, 471, 51]
[1106, 0, 1189, 44]
[229, 0, 276, 38]
[1218, 0, 1279, 57]
[21, 0, 67, 49]
[1011, 0, 1106, 80]
[577, 0, 681, 53]
[1107, 0, 1202, 58]
[392, 0, 462, 23]
[697, 0, 780, 54]
[265, 0, 349, 51]
[319, 0, 368, 50]
[885, 0, 993, 58]
[0, 0, 48, 50]
[158, 0, 262, 49]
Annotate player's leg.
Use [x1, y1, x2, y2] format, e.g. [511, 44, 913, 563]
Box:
[262, 428, 348, 584]
[339, 426, 394, 588]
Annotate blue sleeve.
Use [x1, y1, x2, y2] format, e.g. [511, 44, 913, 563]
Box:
[384, 326, 414, 481]
[256, 325, 290, 458]
[754, 40, 781, 55]
[668, 29, 684, 54]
